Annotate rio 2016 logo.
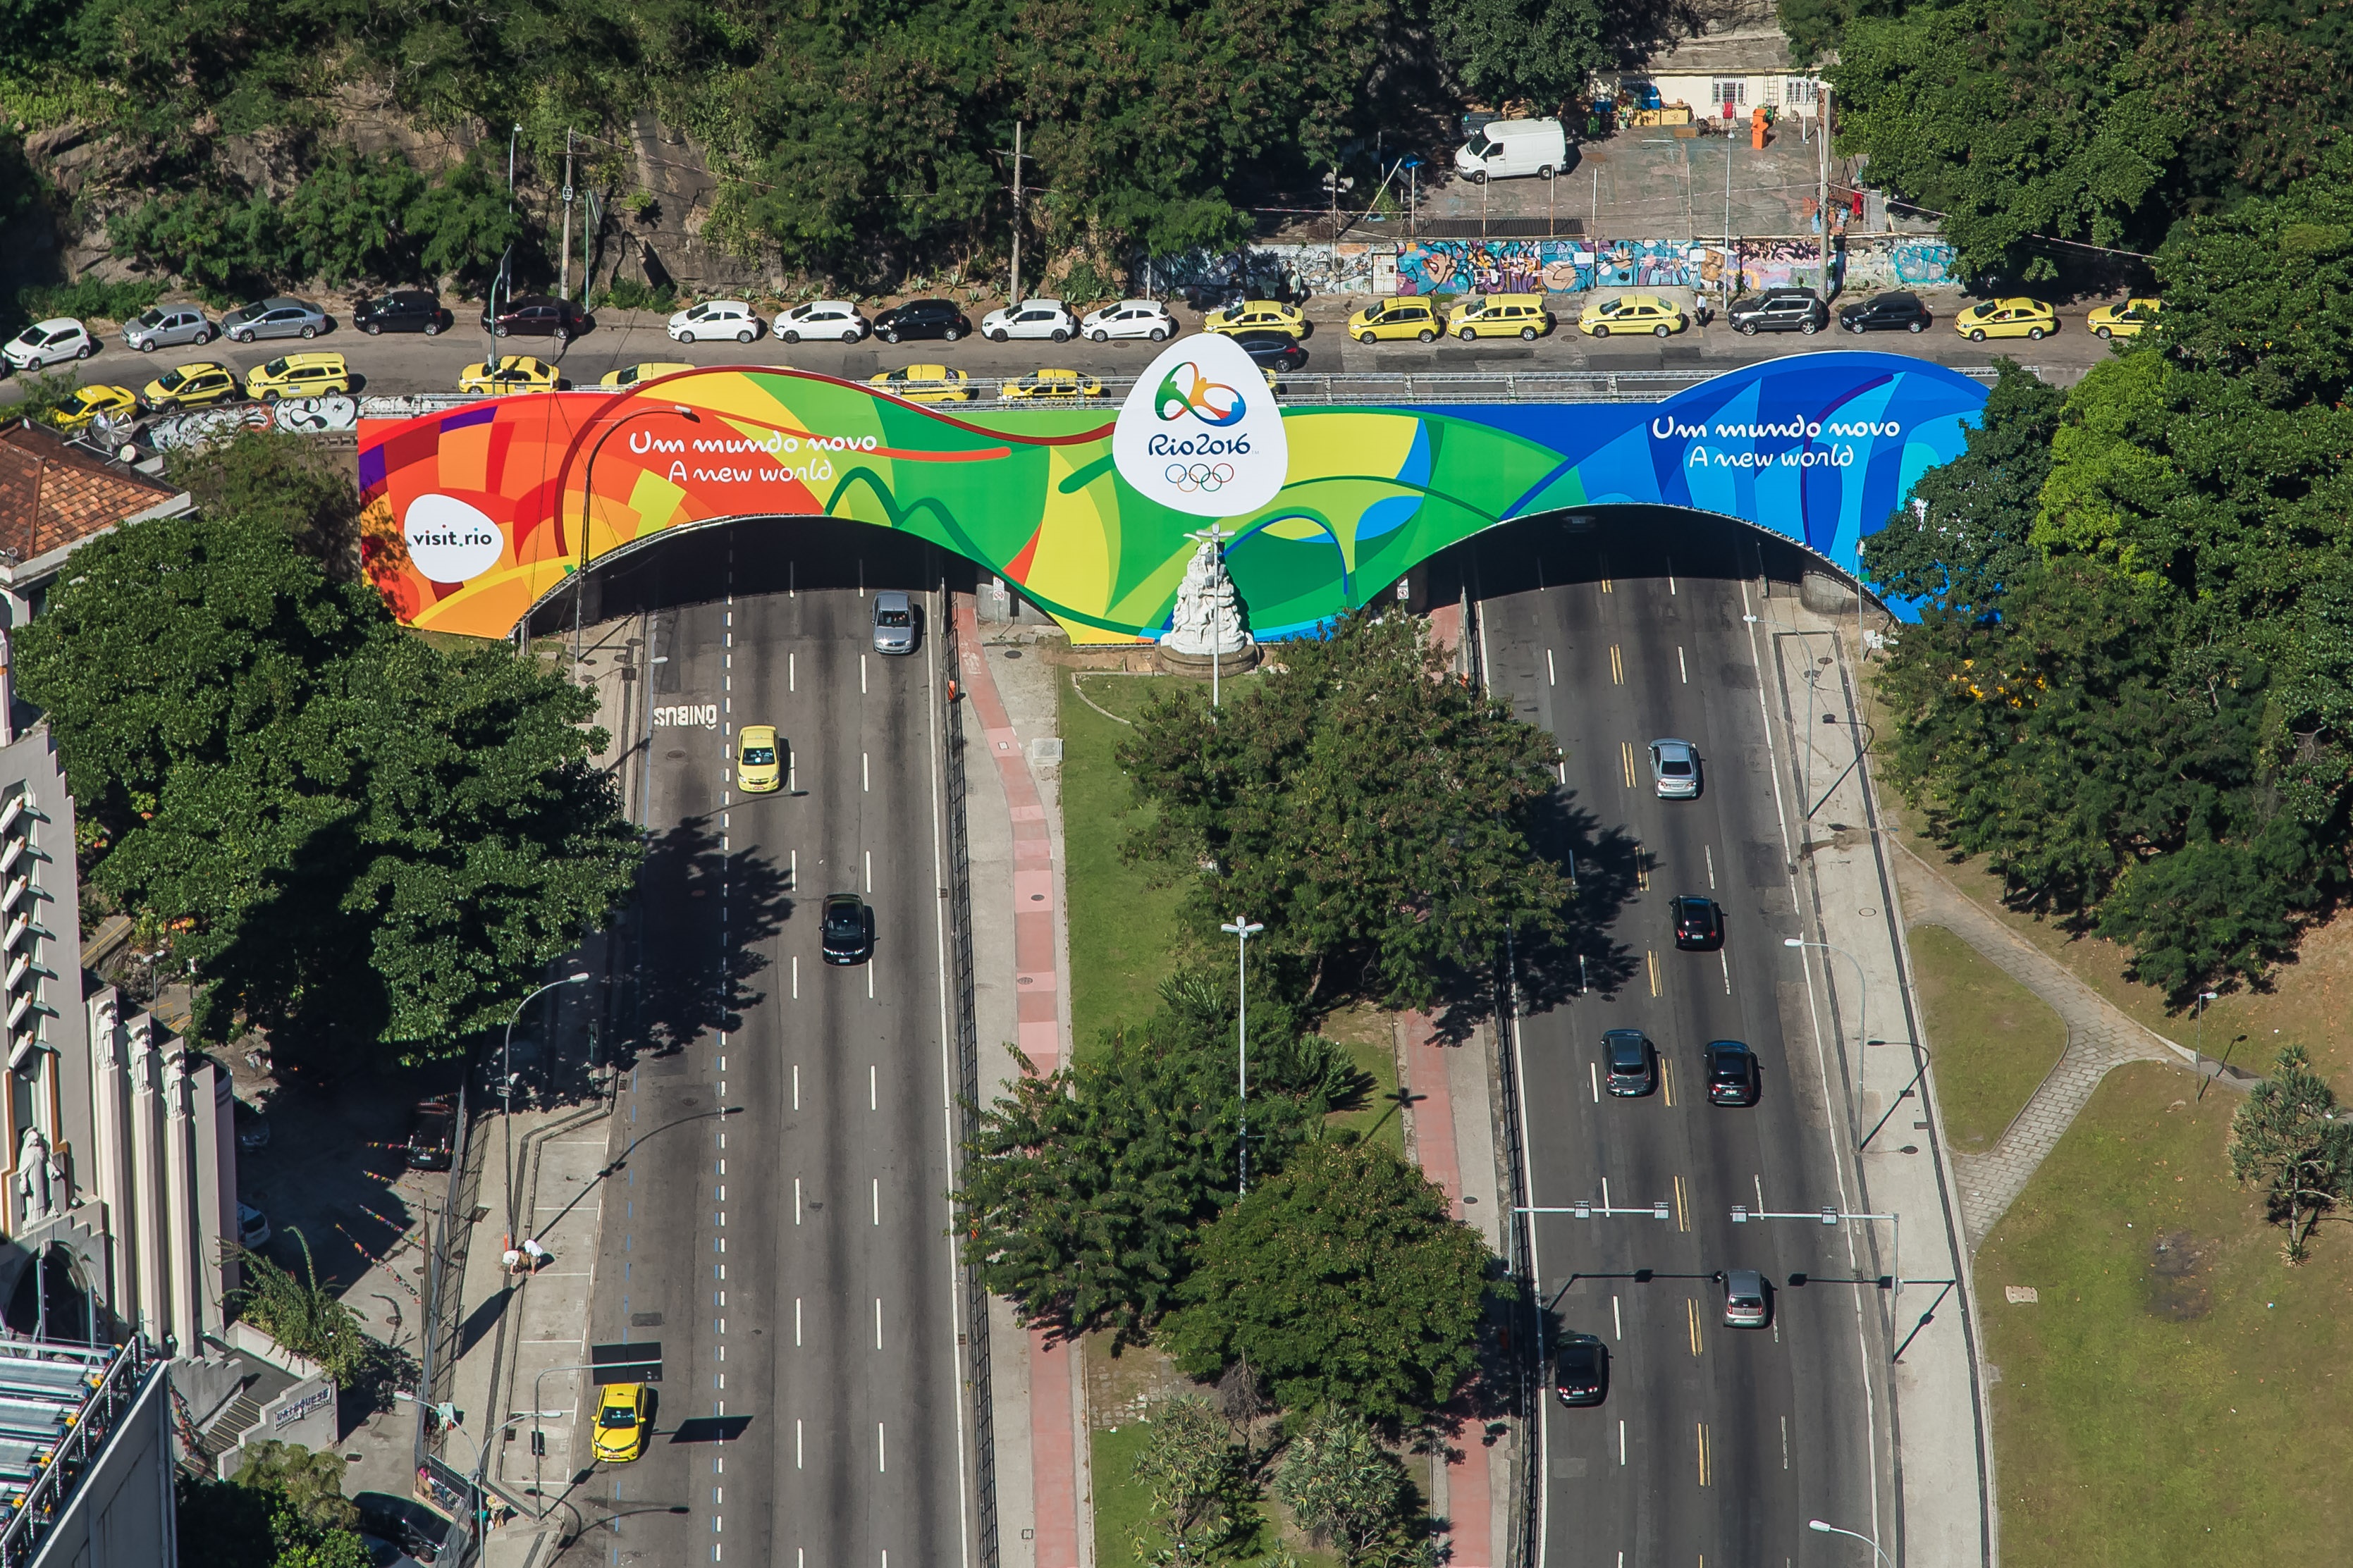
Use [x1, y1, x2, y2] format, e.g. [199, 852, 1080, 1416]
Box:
[1153, 361, 1246, 428]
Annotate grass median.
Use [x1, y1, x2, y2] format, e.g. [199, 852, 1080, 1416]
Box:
[1978, 1059, 2353, 1564]
[1907, 922, 2068, 1151]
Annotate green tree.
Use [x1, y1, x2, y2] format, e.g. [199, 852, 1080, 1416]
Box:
[228, 1232, 371, 1388]
[1431, 0, 1606, 110]
[280, 147, 427, 286]
[178, 1442, 374, 1568]
[1272, 1408, 1430, 1567]
[2228, 1044, 2353, 1263]
[1163, 1140, 1497, 1423]
[954, 970, 1357, 1342]
[168, 429, 362, 576]
[1130, 1396, 1255, 1564]
[408, 152, 525, 290]
[1119, 609, 1571, 1008]
[16, 508, 640, 1068]
[232, 1441, 361, 1532]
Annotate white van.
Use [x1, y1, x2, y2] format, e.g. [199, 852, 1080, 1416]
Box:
[1454, 118, 1569, 183]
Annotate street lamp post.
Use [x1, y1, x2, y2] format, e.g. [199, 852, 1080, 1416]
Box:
[1809, 1517, 1893, 1568]
[530, 1362, 598, 1507]
[1786, 936, 1871, 1137]
[2194, 988, 2220, 1098]
[1733, 1202, 1901, 1298]
[503, 972, 592, 1245]
[575, 405, 701, 666]
[397, 1394, 563, 1558]
[1219, 917, 1262, 1193]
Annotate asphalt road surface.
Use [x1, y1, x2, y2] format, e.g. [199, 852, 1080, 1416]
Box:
[0, 292, 2104, 409]
[1470, 512, 1893, 1568]
[575, 524, 973, 1567]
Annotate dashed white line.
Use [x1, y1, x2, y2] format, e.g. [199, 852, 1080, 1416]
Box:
[1678, 645, 1689, 683]
[794, 1178, 802, 1225]
[795, 1297, 801, 1346]
[875, 1297, 883, 1349]
[870, 1064, 878, 1110]
[864, 849, 872, 891]
[871, 1178, 880, 1226]
[878, 1423, 887, 1473]
[792, 956, 799, 999]
[792, 1063, 800, 1110]
[861, 655, 868, 695]
[862, 751, 870, 792]
[797, 1419, 804, 1469]
[789, 652, 796, 691]
[1705, 844, 1716, 889]
[1546, 648, 1557, 686]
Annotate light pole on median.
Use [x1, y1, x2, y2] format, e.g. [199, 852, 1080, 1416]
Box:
[503, 972, 593, 1245]
[1810, 1517, 1894, 1568]
[1734, 1202, 1902, 1300]
[397, 1394, 563, 1557]
[530, 1362, 599, 1507]
[1786, 935, 1872, 1140]
[1219, 917, 1262, 1194]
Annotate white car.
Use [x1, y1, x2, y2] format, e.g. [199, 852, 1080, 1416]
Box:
[775, 301, 869, 344]
[4, 318, 94, 371]
[1081, 300, 1175, 342]
[981, 299, 1077, 343]
[238, 1204, 271, 1249]
[668, 301, 763, 343]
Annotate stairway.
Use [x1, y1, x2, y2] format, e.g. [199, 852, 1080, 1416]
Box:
[197, 1383, 264, 1468]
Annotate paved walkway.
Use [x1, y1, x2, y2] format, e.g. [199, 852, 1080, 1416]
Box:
[1893, 841, 2199, 1246]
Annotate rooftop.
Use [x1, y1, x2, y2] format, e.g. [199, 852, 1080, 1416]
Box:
[0, 1338, 154, 1563]
[0, 421, 186, 578]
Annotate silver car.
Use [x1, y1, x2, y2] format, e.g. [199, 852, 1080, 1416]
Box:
[222, 296, 329, 344]
[1721, 1268, 1771, 1328]
[123, 304, 215, 352]
[1650, 738, 1701, 799]
[872, 591, 916, 655]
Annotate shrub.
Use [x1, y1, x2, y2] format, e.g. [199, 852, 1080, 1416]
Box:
[19, 278, 165, 324]
[599, 276, 677, 312]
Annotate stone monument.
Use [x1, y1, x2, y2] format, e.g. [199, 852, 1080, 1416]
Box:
[1155, 539, 1261, 679]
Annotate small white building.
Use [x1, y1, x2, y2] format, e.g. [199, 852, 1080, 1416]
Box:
[1616, 16, 1823, 129]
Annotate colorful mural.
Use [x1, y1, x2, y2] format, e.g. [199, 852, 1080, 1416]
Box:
[357, 352, 1986, 643]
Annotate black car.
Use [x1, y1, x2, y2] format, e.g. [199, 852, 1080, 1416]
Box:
[1671, 895, 1724, 951]
[1838, 290, 1931, 334]
[406, 1097, 457, 1170]
[873, 298, 972, 345]
[1229, 329, 1308, 373]
[480, 293, 592, 341]
[1604, 1028, 1655, 1097]
[821, 892, 875, 965]
[1706, 1041, 1759, 1106]
[355, 290, 454, 336]
[1553, 1332, 1609, 1406]
[1728, 288, 1828, 335]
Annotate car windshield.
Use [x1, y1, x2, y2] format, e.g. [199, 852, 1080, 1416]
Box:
[1468, 133, 1497, 157]
[1597, 300, 1624, 316]
[159, 368, 192, 389]
[1608, 1038, 1643, 1069]
[133, 309, 168, 328]
[10, 327, 42, 346]
[878, 610, 911, 626]
[742, 745, 776, 765]
[1660, 758, 1692, 775]
[825, 902, 862, 931]
[599, 1405, 637, 1428]
[263, 357, 290, 375]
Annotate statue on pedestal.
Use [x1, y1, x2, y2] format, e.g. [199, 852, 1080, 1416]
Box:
[1156, 539, 1261, 677]
[16, 1127, 52, 1228]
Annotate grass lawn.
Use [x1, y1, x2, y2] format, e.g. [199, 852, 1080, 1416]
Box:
[1977, 1059, 2353, 1565]
[1090, 1425, 1157, 1567]
[1907, 923, 2066, 1152]
[1319, 1002, 1406, 1155]
[1059, 671, 1190, 1063]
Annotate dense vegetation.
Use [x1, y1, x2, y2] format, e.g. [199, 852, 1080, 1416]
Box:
[0, 0, 1671, 299]
[1819, 0, 2352, 280]
[1865, 144, 2353, 1004]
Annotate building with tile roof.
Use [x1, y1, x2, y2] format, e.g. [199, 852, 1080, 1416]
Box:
[0, 421, 192, 620]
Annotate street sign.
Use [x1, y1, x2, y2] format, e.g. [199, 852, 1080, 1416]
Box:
[591, 1341, 663, 1385]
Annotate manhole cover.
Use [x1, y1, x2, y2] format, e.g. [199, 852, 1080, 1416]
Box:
[632, 1311, 664, 1327]
[666, 749, 687, 760]
[1003, 649, 1024, 659]
[1899, 1144, 1918, 1154]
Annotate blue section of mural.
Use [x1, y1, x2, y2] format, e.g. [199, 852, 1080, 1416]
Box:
[1408, 352, 1984, 604]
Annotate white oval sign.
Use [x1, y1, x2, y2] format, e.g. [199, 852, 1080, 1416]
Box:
[1112, 332, 1289, 517]
[403, 493, 506, 584]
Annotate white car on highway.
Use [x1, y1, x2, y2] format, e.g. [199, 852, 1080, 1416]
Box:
[1080, 300, 1175, 342]
[981, 299, 1078, 343]
[668, 301, 764, 343]
[774, 301, 869, 343]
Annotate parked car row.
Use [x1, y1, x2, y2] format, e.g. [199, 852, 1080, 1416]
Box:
[47, 350, 360, 428]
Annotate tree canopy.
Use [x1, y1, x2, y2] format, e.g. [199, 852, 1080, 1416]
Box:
[1118, 609, 1571, 1009]
[1867, 145, 2353, 1003]
[1162, 1138, 1497, 1423]
[18, 485, 641, 1067]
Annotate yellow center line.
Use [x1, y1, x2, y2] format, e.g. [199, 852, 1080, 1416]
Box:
[1661, 1056, 1675, 1106]
[1609, 643, 1625, 684]
[1647, 949, 1661, 997]
[1673, 1172, 1690, 1231]
[1686, 1297, 1703, 1357]
[1697, 1422, 1711, 1486]
[1621, 741, 1637, 789]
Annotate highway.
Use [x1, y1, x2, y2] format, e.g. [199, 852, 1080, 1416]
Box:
[574, 524, 972, 1567]
[1470, 512, 1891, 1568]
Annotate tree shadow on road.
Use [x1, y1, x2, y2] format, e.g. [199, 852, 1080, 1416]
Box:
[628, 815, 792, 1058]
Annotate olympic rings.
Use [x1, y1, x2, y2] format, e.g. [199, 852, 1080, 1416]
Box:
[1164, 462, 1236, 493]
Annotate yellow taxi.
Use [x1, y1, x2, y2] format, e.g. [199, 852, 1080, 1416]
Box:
[2087, 297, 2159, 340]
[245, 351, 350, 402]
[49, 384, 140, 431]
[1348, 297, 1442, 343]
[139, 361, 241, 411]
[592, 1382, 649, 1464]
[458, 355, 562, 395]
[1447, 293, 1553, 341]
[736, 724, 782, 794]
[1203, 300, 1308, 340]
[1576, 295, 1686, 338]
[1000, 369, 1104, 401]
[598, 362, 695, 388]
[869, 364, 972, 403]
[1954, 297, 2057, 342]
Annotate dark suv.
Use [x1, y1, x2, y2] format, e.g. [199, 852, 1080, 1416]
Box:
[873, 298, 973, 345]
[406, 1097, 457, 1170]
[1553, 1332, 1608, 1406]
[1671, 895, 1724, 951]
[356, 290, 454, 336]
[1706, 1041, 1759, 1106]
[1728, 288, 1827, 335]
[481, 293, 591, 341]
[1604, 1029, 1656, 1097]
[821, 893, 875, 965]
[1838, 290, 1931, 334]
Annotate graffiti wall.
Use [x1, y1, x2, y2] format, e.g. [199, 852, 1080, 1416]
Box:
[1733, 237, 1829, 293]
[1847, 236, 1959, 290]
[357, 353, 1985, 644]
[1145, 242, 1390, 298]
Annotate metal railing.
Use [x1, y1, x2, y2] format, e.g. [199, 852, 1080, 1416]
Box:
[0, 1338, 158, 1567]
[938, 573, 1001, 1568]
[412, 1079, 478, 1474]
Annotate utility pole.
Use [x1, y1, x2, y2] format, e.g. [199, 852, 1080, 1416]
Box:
[558, 128, 575, 302]
[1008, 121, 1025, 309]
[1724, 127, 1734, 318]
[1817, 82, 1833, 302]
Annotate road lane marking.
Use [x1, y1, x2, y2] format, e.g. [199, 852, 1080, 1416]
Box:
[871, 1064, 878, 1110]
[1621, 741, 1638, 787]
[1721, 949, 1732, 994]
[797, 1419, 803, 1469]
[792, 1063, 799, 1109]
[861, 654, 868, 695]
[1609, 644, 1624, 685]
[868, 963, 876, 1000]
[1704, 844, 1715, 888]
[792, 956, 799, 999]
[1661, 1056, 1675, 1106]
[1618, 1420, 1626, 1464]
[1782, 1414, 1790, 1469]
[876, 1297, 884, 1349]
[1686, 1298, 1703, 1357]
[863, 751, 870, 792]
[1647, 949, 1660, 997]
[1673, 1173, 1689, 1232]
[795, 1298, 801, 1346]
[878, 1423, 887, 1473]
[1678, 646, 1688, 683]
[1612, 1294, 1623, 1340]
[794, 1178, 801, 1225]
[865, 849, 873, 891]
[1590, 1061, 1599, 1104]
[789, 848, 796, 888]
[873, 1178, 880, 1226]
[1696, 1422, 1711, 1486]
[1755, 1174, 1766, 1214]
[1547, 648, 1557, 686]
[787, 754, 796, 792]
